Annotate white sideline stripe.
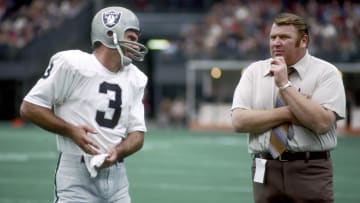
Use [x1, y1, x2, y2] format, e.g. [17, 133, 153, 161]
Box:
[0, 152, 58, 162]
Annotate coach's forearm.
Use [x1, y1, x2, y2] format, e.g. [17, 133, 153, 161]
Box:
[280, 86, 336, 134]
[232, 107, 293, 133]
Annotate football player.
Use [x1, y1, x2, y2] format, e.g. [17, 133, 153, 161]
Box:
[20, 7, 148, 203]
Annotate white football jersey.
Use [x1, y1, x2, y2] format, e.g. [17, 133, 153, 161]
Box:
[24, 50, 147, 154]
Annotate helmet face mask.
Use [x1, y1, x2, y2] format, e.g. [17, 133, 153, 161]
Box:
[118, 39, 148, 61]
[91, 7, 148, 66]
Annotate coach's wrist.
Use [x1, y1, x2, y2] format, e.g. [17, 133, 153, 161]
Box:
[279, 81, 292, 91]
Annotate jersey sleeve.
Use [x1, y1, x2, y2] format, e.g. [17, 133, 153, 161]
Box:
[126, 68, 148, 133]
[23, 53, 75, 109]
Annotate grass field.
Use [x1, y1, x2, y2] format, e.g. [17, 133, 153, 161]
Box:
[0, 122, 360, 203]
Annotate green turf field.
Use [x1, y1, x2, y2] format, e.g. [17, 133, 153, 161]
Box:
[0, 122, 359, 203]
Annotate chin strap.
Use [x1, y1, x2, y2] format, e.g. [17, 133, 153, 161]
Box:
[112, 32, 132, 67]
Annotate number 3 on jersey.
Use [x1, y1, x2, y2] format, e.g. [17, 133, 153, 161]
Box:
[96, 82, 122, 128]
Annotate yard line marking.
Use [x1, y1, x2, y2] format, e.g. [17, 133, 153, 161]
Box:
[131, 182, 252, 193]
[129, 158, 248, 169]
[142, 142, 172, 151]
[142, 136, 247, 149]
[182, 136, 247, 146]
[0, 178, 50, 185]
[334, 192, 360, 200]
[130, 168, 251, 178]
[0, 198, 50, 203]
[0, 152, 57, 162]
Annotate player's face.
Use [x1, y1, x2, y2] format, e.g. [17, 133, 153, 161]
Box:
[269, 23, 307, 66]
[123, 30, 140, 58]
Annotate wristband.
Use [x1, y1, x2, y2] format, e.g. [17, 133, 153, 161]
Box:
[279, 81, 292, 91]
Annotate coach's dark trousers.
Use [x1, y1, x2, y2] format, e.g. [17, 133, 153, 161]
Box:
[251, 155, 333, 203]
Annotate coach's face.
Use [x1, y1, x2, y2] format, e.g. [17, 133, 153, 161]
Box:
[269, 23, 307, 66]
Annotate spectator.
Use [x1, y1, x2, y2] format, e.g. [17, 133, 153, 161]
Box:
[0, 0, 86, 59]
[178, 0, 360, 62]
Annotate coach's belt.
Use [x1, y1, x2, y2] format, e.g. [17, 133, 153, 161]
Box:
[253, 151, 330, 161]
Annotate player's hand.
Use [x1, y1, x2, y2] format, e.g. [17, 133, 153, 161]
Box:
[100, 147, 119, 168]
[270, 56, 288, 87]
[68, 125, 101, 155]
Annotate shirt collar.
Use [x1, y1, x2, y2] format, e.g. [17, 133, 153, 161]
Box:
[290, 50, 310, 80]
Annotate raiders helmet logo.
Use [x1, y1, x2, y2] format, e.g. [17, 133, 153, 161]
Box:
[102, 10, 121, 28]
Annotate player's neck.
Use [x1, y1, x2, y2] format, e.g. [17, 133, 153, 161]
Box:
[94, 47, 122, 73]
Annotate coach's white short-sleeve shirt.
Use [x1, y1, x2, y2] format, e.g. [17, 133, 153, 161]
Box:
[24, 50, 147, 155]
[231, 51, 346, 153]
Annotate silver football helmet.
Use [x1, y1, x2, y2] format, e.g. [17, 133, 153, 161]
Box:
[91, 7, 148, 66]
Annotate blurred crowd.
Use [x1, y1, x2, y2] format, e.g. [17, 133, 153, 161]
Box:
[176, 0, 360, 62]
[105, 0, 215, 13]
[0, 0, 86, 59]
[156, 96, 186, 128]
[2, 0, 359, 62]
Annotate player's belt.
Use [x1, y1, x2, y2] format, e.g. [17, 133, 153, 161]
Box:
[253, 151, 330, 162]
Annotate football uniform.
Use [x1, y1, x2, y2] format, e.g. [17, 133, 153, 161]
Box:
[24, 50, 147, 203]
[21, 6, 150, 203]
[24, 50, 147, 154]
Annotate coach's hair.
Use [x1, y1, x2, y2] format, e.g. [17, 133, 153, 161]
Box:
[274, 13, 309, 46]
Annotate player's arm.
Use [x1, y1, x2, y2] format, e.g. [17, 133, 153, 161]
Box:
[109, 68, 146, 159]
[20, 101, 100, 155]
[115, 131, 144, 159]
[102, 131, 144, 168]
[20, 101, 72, 136]
[102, 69, 147, 167]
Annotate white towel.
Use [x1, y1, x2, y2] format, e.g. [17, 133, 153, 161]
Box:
[84, 153, 109, 178]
